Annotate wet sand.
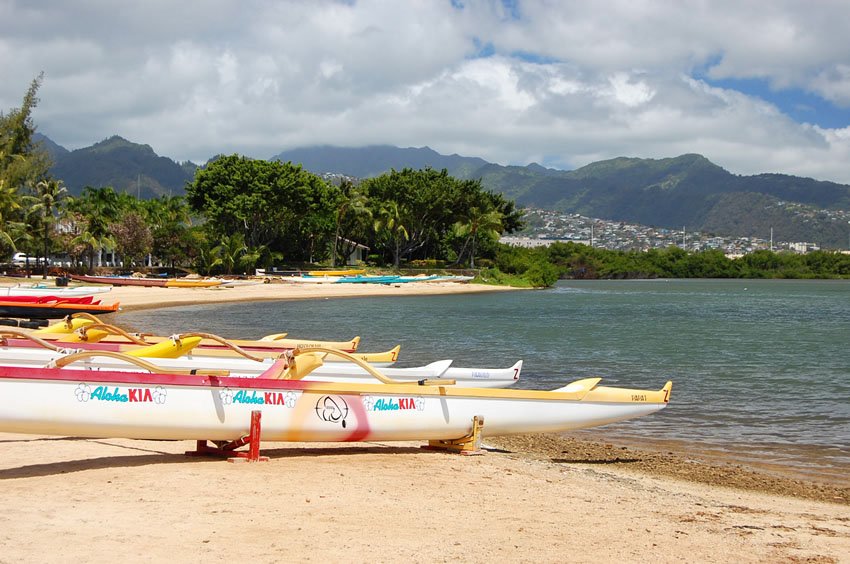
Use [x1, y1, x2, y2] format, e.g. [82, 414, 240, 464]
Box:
[1, 278, 848, 562]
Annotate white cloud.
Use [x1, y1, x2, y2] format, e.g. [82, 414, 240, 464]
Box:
[2, 0, 850, 184]
[605, 73, 655, 108]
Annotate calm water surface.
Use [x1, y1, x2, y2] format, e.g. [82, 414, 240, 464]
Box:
[119, 279, 850, 481]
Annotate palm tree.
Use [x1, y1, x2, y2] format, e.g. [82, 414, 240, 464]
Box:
[210, 233, 249, 275]
[69, 230, 100, 271]
[331, 180, 371, 267]
[454, 206, 503, 268]
[66, 187, 120, 270]
[373, 200, 409, 269]
[0, 180, 23, 258]
[30, 178, 67, 278]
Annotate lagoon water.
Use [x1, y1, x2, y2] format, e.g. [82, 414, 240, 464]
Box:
[119, 279, 850, 482]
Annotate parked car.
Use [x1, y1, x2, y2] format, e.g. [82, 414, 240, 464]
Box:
[12, 253, 50, 267]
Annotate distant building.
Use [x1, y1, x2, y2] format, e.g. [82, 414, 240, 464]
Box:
[338, 237, 369, 265]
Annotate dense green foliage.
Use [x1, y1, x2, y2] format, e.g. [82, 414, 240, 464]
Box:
[186, 155, 336, 262]
[357, 168, 521, 268]
[182, 159, 523, 274]
[0, 73, 53, 273]
[492, 242, 850, 281]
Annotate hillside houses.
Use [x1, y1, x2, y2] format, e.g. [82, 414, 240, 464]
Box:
[506, 209, 823, 256]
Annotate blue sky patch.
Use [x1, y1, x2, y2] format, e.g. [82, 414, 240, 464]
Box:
[701, 76, 850, 129]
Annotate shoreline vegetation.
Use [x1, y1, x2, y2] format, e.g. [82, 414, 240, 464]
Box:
[1, 279, 849, 561]
[488, 242, 850, 288]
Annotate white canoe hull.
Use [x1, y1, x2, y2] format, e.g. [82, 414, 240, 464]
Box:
[0, 365, 670, 442]
[0, 285, 113, 297]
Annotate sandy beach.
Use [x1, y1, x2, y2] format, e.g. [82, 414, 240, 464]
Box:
[1, 278, 848, 562]
[99, 278, 519, 312]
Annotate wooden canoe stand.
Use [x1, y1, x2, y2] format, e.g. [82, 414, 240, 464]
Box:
[185, 410, 269, 463]
[423, 415, 485, 456]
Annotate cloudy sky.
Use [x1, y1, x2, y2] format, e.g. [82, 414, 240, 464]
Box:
[3, 0, 850, 183]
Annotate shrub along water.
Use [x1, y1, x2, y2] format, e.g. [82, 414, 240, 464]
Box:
[491, 242, 850, 287]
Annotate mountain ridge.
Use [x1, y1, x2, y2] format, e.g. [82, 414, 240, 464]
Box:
[37, 134, 197, 199]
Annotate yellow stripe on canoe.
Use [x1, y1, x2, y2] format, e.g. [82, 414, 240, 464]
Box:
[256, 378, 673, 403]
[164, 279, 223, 288]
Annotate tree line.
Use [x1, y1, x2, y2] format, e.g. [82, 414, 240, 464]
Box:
[491, 242, 850, 285]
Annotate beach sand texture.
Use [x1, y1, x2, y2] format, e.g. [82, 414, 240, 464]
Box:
[1, 279, 848, 562]
[0, 435, 847, 563]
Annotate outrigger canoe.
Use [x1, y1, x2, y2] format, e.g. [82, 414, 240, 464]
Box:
[0, 297, 120, 319]
[282, 275, 341, 284]
[0, 284, 113, 297]
[68, 274, 223, 288]
[336, 275, 400, 284]
[0, 340, 522, 388]
[0, 349, 670, 444]
[0, 343, 521, 388]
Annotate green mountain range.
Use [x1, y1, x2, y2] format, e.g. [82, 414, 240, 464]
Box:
[36, 136, 850, 248]
[38, 134, 197, 199]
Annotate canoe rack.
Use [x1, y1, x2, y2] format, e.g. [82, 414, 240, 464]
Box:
[423, 415, 485, 456]
[185, 410, 269, 463]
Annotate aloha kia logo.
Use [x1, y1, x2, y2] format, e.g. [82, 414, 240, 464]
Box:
[218, 388, 298, 407]
[75, 384, 166, 404]
[363, 396, 425, 412]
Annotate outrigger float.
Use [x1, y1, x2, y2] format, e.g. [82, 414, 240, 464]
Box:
[0, 345, 671, 459]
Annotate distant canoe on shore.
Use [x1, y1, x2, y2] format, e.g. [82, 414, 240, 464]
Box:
[69, 274, 223, 288]
[0, 284, 112, 297]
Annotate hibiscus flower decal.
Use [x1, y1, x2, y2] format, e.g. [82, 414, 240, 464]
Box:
[219, 388, 234, 405]
[152, 386, 167, 405]
[75, 383, 91, 402]
[284, 391, 298, 408]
